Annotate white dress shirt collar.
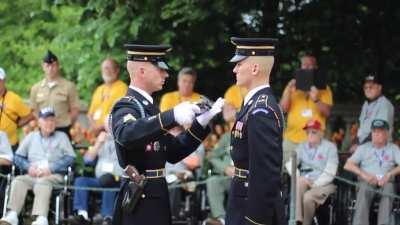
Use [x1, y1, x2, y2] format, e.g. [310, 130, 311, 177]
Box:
[243, 84, 270, 105]
[129, 85, 153, 104]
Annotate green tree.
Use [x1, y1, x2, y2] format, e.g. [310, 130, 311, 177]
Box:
[1, 0, 399, 105]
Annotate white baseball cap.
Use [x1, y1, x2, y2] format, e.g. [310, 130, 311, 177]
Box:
[0, 68, 6, 80]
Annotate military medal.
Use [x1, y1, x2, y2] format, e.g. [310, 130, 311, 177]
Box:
[153, 141, 160, 151]
[236, 121, 243, 139]
[146, 144, 152, 151]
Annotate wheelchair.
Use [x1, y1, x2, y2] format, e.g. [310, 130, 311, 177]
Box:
[312, 192, 336, 225]
[0, 165, 13, 218]
[342, 175, 400, 225]
[169, 171, 210, 225]
[282, 171, 338, 225]
[2, 166, 73, 225]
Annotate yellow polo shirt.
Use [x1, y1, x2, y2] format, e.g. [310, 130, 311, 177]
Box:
[88, 80, 128, 126]
[284, 86, 333, 143]
[0, 90, 32, 145]
[160, 91, 202, 112]
[224, 85, 247, 110]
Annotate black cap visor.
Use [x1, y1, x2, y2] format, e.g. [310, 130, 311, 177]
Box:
[229, 55, 248, 63]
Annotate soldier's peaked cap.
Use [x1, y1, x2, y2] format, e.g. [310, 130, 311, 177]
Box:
[43, 50, 58, 63]
[124, 43, 172, 70]
[229, 37, 278, 63]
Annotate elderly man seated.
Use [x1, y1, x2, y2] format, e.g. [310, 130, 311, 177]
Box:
[67, 118, 122, 225]
[344, 119, 400, 225]
[0, 107, 76, 225]
[286, 119, 338, 225]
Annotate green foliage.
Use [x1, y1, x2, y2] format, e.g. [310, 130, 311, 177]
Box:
[0, 0, 399, 105]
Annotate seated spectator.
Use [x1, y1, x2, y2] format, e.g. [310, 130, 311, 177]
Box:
[286, 119, 338, 225]
[0, 67, 34, 150]
[344, 119, 400, 225]
[350, 74, 394, 152]
[0, 107, 76, 225]
[67, 117, 122, 225]
[204, 103, 236, 225]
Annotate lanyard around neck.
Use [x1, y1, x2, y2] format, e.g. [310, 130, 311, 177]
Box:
[304, 143, 318, 161]
[374, 147, 386, 167]
[0, 89, 7, 125]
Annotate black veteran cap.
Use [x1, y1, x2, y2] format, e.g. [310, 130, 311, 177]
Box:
[371, 119, 389, 130]
[39, 107, 55, 118]
[229, 37, 278, 62]
[43, 50, 58, 63]
[124, 44, 172, 70]
[364, 74, 382, 85]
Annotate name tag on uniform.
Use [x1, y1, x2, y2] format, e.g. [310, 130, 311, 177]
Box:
[47, 81, 56, 88]
[102, 162, 114, 173]
[93, 109, 102, 120]
[301, 109, 313, 118]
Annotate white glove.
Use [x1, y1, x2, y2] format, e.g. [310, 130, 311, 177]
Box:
[196, 97, 225, 127]
[173, 102, 201, 126]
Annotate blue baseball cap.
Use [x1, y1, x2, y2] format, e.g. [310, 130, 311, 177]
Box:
[371, 119, 389, 130]
[38, 107, 55, 118]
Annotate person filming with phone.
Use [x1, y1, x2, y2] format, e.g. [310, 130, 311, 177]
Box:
[280, 54, 333, 165]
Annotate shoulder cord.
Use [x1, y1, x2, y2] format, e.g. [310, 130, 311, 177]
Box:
[131, 98, 146, 118]
[109, 97, 146, 145]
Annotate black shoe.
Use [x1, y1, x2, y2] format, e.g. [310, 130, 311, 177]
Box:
[102, 217, 112, 225]
[64, 215, 90, 225]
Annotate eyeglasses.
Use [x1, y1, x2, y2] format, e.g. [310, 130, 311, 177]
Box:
[306, 130, 319, 135]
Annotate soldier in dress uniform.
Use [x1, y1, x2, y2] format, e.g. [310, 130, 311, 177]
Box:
[110, 43, 224, 225]
[225, 37, 286, 225]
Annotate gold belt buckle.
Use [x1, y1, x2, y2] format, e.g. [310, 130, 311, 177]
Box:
[146, 168, 164, 178]
[235, 167, 248, 179]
